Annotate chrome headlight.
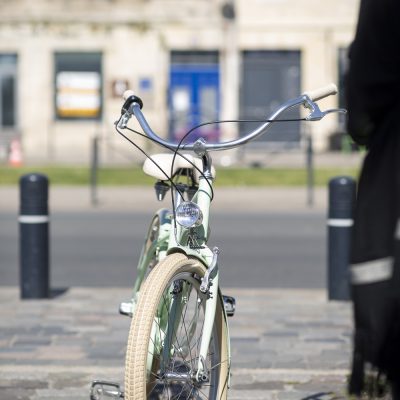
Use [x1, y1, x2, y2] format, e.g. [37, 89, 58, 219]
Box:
[175, 201, 203, 228]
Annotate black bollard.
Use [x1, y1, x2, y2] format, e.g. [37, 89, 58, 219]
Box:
[19, 173, 50, 299]
[327, 176, 356, 301]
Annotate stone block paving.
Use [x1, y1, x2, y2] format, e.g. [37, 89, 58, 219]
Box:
[0, 287, 353, 399]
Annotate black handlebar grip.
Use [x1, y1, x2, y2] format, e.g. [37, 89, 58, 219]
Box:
[121, 90, 143, 113]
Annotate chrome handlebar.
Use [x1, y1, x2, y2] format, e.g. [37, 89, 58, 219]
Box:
[116, 84, 346, 153]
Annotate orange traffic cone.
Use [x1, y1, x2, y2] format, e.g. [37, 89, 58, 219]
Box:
[9, 139, 22, 167]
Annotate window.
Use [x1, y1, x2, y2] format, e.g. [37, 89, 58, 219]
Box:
[240, 50, 301, 145]
[0, 54, 17, 128]
[54, 52, 102, 120]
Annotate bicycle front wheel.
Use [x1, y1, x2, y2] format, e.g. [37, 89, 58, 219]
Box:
[125, 253, 229, 400]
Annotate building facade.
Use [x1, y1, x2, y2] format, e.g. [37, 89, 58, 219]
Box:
[0, 0, 359, 165]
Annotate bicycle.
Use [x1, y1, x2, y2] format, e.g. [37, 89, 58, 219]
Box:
[90, 83, 345, 400]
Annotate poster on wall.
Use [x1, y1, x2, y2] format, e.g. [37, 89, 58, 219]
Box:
[56, 71, 101, 118]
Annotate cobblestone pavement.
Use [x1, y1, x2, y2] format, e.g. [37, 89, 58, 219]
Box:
[0, 287, 353, 399]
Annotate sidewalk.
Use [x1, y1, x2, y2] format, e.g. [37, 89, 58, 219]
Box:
[0, 185, 329, 213]
[0, 287, 353, 400]
[1, 149, 364, 212]
[1, 149, 364, 213]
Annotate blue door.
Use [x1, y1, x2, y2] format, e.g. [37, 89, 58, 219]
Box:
[169, 65, 220, 143]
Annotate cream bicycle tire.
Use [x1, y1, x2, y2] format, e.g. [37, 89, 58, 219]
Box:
[125, 253, 229, 399]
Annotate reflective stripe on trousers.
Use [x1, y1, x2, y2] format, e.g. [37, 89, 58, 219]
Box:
[350, 257, 393, 285]
[350, 218, 400, 285]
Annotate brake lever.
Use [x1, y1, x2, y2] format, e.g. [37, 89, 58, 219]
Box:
[115, 91, 144, 129]
[115, 112, 131, 129]
[306, 107, 347, 121]
[321, 108, 347, 116]
[303, 97, 347, 121]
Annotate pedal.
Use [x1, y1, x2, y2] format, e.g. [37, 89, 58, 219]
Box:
[223, 295, 236, 317]
[119, 302, 133, 317]
[90, 380, 124, 399]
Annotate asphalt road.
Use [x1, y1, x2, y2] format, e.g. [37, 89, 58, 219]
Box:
[0, 209, 327, 289]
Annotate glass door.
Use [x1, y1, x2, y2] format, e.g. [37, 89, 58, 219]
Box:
[169, 51, 220, 143]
